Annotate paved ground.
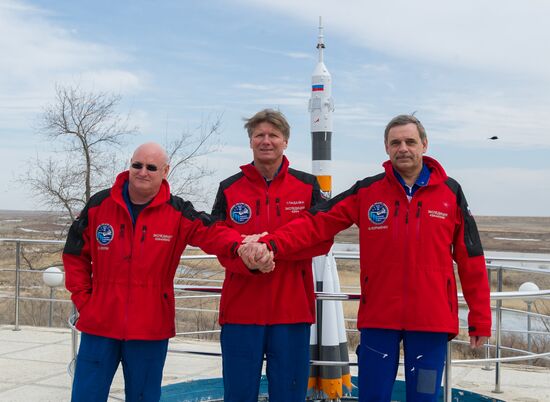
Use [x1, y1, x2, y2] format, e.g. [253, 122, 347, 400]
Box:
[0, 325, 548, 401]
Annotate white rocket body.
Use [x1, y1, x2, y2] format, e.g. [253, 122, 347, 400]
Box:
[307, 18, 352, 400]
[308, 18, 334, 198]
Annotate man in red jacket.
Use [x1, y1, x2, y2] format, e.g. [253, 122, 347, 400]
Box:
[63, 142, 272, 402]
[255, 115, 491, 402]
[211, 109, 332, 402]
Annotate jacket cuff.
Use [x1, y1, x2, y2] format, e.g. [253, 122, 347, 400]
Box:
[72, 292, 91, 312]
[230, 241, 241, 257]
[258, 236, 277, 255]
[468, 323, 492, 337]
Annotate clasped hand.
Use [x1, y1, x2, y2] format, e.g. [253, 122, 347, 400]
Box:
[237, 232, 274, 273]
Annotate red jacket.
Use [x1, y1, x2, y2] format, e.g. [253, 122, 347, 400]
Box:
[262, 157, 491, 337]
[212, 156, 332, 325]
[63, 171, 242, 340]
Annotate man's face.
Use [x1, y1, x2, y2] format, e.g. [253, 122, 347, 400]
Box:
[128, 146, 169, 201]
[385, 123, 427, 177]
[250, 121, 288, 165]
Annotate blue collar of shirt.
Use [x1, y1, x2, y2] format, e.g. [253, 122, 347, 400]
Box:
[394, 164, 431, 197]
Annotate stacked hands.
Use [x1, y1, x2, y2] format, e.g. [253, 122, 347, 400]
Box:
[237, 232, 275, 273]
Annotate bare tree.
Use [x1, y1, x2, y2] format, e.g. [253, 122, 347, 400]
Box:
[24, 85, 135, 222]
[165, 114, 222, 206]
[23, 84, 223, 226]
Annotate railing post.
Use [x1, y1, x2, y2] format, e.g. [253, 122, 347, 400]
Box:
[13, 240, 21, 331]
[483, 269, 492, 370]
[526, 301, 532, 353]
[492, 267, 503, 394]
[48, 287, 54, 327]
[443, 340, 452, 402]
[69, 305, 79, 378]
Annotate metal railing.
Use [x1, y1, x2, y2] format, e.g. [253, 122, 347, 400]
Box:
[1, 237, 549, 401]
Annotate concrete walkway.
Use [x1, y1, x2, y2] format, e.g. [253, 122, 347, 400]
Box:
[0, 325, 548, 401]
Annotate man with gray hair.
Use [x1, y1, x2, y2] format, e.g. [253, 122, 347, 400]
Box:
[63, 142, 270, 402]
[257, 114, 492, 401]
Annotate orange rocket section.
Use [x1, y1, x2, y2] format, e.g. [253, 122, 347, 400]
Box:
[316, 175, 332, 197]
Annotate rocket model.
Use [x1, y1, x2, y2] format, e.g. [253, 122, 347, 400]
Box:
[309, 17, 334, 199]
[308, 17, 352, 400]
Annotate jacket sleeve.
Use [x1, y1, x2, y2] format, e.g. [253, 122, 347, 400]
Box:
[452, 188, 492, 337]
[261, 182, 361, 258]
[181, 203, 254, 276]
[62, 207, 93, 312]
[275, 179, 334, 260]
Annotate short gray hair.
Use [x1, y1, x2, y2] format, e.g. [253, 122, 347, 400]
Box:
[384, 114, 426, 143]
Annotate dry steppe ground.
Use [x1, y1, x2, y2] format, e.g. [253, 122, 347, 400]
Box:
[1, 210, 549, 361]
[2, 210, 549, 252]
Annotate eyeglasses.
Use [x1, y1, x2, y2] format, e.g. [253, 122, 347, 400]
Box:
[130, 162, 160, 172]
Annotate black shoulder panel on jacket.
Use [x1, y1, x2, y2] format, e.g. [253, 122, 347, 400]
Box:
[63, 188, 111, 255]
[310, 172, 386, 215]
[219, 171, 244, 190]
[445, 177, 484, 257]
[287, 168, 318, 185]
[170, 195, 216, 227]
[210, 172, 243, 221]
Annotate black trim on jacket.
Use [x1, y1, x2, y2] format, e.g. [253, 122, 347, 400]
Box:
[310, 173, 386, 215]
[170, 195, 215, 227]
[445, 177, 484, 257]
[211, 172, 244, 221]
[63, 188, 111, 255]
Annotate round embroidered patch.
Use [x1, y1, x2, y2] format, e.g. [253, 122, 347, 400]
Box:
[230, 203, 252, 224]
[368, 202, 389, 225]
[96, 223, 114, 245]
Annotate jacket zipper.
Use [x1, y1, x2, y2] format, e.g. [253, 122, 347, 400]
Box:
[401, 203, 410, 329]
[266, 196, 270, 229]
[416, 201, 423, 238]
[265, 193, 272, 322]
[123, 219, 134, 340]
[275, 197, 281, 217]
[393, 200, 400, 240]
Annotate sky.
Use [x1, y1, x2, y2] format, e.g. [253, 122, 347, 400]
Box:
[1, 0, 549, 216]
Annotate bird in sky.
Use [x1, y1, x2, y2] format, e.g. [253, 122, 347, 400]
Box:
[489, 136, 499, 140]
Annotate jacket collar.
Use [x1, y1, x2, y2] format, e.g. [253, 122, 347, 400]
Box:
[383, 155, 448, 187]
[110, 170, 171, 208]
[240, 155, 290, 184]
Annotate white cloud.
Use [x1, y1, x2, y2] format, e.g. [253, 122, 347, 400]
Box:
[0, 0, 142, 109]
[286, 52, 312, 59]
[238, 0, 550, 80]
[245, 45, 314, 60]
[230, 82, 310, 108]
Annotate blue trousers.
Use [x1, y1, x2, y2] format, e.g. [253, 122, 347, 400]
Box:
[357, 329, 448, 402]
[221, 323, 310, 402]
[71, 332, 168, 402]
